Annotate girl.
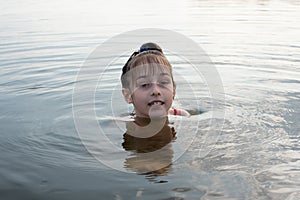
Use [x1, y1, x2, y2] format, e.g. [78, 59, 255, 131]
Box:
[121, 42, 190, 119]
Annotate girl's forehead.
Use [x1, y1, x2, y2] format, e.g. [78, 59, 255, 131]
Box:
[128, 64, 171, 78]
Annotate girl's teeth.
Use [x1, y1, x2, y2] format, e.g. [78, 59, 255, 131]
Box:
[149, 101, 163, 106]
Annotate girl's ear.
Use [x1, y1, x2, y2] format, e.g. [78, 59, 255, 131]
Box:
[173, 83, 176, 99]
[122, 88, 132, 104]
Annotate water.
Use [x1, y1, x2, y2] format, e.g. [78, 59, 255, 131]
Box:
[1, 0, 300, 199]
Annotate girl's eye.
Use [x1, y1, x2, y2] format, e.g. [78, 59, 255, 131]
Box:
[140, 83, 151, 88]
[159, 80, 171, 85]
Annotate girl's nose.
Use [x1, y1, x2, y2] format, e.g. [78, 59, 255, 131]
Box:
[151, 83, 161, 96]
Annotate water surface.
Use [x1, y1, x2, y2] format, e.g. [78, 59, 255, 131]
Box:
[1, 0, 300, 199]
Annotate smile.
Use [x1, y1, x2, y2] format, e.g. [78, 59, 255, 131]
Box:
[148, 101, 165, 106]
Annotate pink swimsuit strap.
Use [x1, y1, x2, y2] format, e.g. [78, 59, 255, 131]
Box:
[173, 108, 178, 115]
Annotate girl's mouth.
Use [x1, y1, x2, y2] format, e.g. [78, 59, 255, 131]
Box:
[148, 101, 165, 106]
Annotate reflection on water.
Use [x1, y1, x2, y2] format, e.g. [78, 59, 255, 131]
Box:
[122, 117, 176, 175]
[1, 0, 300, 199]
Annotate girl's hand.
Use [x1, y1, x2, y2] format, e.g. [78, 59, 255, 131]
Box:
[168, 108, 190, 116]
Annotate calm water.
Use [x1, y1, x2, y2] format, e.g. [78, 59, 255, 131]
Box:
[1, 0, 300, 199]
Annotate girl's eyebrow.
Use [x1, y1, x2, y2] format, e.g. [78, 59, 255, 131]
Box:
[136, 73, 171, 80]
[136, 75, 147, 80]
[160, 73, 170, 76]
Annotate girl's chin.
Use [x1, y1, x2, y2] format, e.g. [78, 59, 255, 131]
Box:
[148, 107, 167, 119]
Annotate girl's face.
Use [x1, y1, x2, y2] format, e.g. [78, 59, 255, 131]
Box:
[123, 64, 175, 118]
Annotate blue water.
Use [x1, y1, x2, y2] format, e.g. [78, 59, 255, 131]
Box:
[1, 0, 300, 199]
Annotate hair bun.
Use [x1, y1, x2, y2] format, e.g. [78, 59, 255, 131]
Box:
[139, 42, 163, 53]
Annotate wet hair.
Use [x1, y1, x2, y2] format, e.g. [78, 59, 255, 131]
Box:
[121, 43, 174, 89]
